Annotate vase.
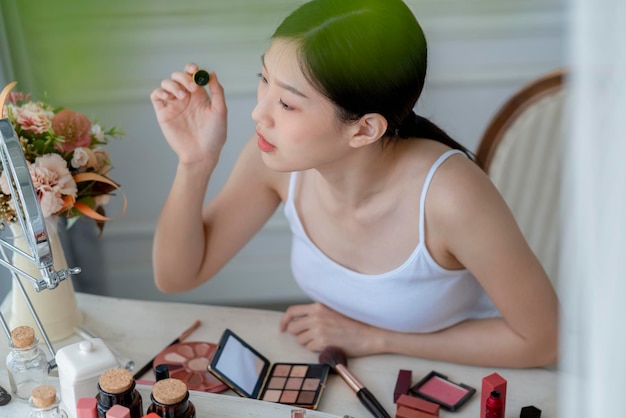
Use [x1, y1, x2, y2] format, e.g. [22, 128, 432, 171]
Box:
[8, 217, 82, 342]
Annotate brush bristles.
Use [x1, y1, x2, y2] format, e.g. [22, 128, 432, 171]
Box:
[319, 346, 348, 368]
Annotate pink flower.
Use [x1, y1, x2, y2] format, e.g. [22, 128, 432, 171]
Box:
[8, 91, 31, 104]
[29, 154, 77, 217]
[93, 147, 112, 174]
[52, 109, 92, 153]
[10, 102, 54, 134]
[71, 147, 96, 169]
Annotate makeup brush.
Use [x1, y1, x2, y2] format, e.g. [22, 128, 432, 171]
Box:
[319, 346, 391, 418]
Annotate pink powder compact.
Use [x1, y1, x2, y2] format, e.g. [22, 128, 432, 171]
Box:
[409, 371, 475, 411]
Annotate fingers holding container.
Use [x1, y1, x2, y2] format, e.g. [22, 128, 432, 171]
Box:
[193, 69, 210, 86]
[150, 63, 225, 119]
[150, 63, 228, 163]
[184, 63, 227, 117]
[150, 63, 211, 110]
[184, 63, 211, 89]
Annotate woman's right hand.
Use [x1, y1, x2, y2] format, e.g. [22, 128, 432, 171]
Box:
[150, 63, 228, 165]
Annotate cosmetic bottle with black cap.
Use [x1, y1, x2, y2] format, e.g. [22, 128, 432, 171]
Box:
[154, 364, 169, 382]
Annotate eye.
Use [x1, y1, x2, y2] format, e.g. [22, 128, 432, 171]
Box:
[279, 99, 294, 111]
[257, 73, 268, 84]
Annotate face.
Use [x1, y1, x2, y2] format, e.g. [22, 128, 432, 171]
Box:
[251, 38, 354, 172]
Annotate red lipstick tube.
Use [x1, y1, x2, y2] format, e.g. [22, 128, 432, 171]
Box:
[485, 391, 504, 418]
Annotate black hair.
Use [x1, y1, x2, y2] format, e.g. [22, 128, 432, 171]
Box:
[272, 0, 473, 158]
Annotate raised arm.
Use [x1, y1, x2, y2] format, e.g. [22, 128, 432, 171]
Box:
[150, 64, 282, 293]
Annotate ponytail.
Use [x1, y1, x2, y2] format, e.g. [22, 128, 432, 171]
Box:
[394, 111, 474, 160]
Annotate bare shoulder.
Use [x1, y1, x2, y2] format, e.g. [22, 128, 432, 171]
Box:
[420, 141, 529, 268]
[420, 143, 501, 218]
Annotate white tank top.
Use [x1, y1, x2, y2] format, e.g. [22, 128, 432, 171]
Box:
[283, 149, 500, 333]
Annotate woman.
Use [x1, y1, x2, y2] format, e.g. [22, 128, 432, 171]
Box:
[150, 0, 558, 368]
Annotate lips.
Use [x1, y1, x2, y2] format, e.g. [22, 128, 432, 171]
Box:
[257, 132, 276, 152]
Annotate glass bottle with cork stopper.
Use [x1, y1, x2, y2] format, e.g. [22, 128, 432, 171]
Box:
[146, 378, 196, 418]
[95, 368, 143, 418]
[28, 385, 68, 418]
[5, 325, 49, 400]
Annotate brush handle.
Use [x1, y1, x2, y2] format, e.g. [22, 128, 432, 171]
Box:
[357, 387, 391, 418]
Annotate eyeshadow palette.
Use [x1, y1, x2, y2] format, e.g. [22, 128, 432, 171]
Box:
[409, 370, 475, 411]
[153, 341, 228, 393]
[208, 329, 330, 410]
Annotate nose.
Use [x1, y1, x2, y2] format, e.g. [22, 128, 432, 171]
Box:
[251, 89, 272, 125]
[251, 101, 266, 125]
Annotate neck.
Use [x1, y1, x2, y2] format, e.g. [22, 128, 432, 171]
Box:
[314, 140, 408, 210]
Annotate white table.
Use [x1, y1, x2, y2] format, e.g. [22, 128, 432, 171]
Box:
[1, 293, 558, 417]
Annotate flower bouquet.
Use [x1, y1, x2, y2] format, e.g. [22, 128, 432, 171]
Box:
[0, 88, 125, 231]
[0, 82, 125, 342]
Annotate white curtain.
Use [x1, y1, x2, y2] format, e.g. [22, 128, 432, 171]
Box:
[559, 0, 626, 417]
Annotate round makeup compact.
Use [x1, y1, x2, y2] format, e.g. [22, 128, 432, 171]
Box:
[153, 342, 227, 393]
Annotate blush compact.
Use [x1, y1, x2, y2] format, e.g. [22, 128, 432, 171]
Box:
[409, 370, 475, 411]
[153, 341, 228, 393]
[208, 329, 330, 410]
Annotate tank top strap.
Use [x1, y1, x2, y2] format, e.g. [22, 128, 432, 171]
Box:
[418, 150, 467, 243]
[287, 171, 299, 205]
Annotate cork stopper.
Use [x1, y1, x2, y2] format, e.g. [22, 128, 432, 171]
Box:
[152, 378, 188, 405]
[31, 385, 57, 408]
[11, 325, 35, 348]
[98, 368, 134, 394]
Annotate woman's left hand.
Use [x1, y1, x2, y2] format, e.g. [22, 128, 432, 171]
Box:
[279, 302, 380, 357]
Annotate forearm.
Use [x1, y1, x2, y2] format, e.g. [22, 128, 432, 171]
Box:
[372, 317, 558, 368]
[152, 159, 217, 292]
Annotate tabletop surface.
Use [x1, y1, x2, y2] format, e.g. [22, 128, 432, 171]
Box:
[0, 292, 558, 417]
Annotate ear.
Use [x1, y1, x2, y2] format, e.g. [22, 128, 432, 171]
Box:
[347, 113, 388, 148]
